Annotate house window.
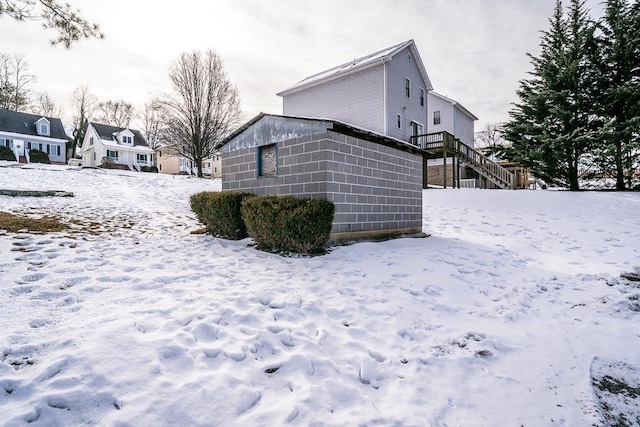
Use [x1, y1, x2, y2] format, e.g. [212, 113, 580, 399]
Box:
[397, 114, 402, 129]
[258, 143, 277, 177]
[39, 123, 49, 135]
[46, 144, 50, 155]
[93, 152, 96, 161]
[56, 145, 61, 156]
[159, 164, 162, 171]
[122, 136, 132, 144]
[137, 154, 147, 163]
[434, 110, 441, 125]
[90, 137, 94, 146]
[420, 88, 425, 107]
[107, 150, 118, 159]
[405, 78, 410, 98]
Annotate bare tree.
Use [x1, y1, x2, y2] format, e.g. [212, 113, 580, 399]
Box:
[30, 92, 63, 117]
[96, 99, 135, 128]
[0, 53, 35, 111]
[1, 0, 103, 48]
[69, 85, 96, 157]
[155, 49, 242, 177]
[141, 101, 162, 150]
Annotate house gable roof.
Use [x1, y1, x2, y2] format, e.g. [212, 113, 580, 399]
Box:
[0, 108, 68, 140]
[90, 122, 148, 147]
[218, 113, 423, 156]
[277, 40, 433, 96]
[429, 91, 478, 121]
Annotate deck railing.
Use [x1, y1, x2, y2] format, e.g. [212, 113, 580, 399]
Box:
[410, 132, 515, 189]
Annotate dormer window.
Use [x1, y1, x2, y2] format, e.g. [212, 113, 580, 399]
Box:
[35, 118, 50, 136]
[122, 135, 132, 144]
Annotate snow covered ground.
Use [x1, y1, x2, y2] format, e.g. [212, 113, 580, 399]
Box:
[1, 163, 639, 426]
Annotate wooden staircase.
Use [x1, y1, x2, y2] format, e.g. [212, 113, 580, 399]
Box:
[410, 132, 515, 189]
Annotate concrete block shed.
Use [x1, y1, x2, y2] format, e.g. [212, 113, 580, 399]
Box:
[217, 113, 424, 242]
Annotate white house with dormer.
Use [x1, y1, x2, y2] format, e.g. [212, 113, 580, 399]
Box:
[0, 108, 68, 164]
[80, 122, 155, 171]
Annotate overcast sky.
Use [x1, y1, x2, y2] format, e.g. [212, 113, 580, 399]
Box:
[3, 0, 604, 131]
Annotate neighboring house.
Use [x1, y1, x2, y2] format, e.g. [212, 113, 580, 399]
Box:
[276, 40, 513, 189]
[156, 149, 222, 177]
[0, 108, 68, 164]
[80, 122, 155, 171]
[277, 39, 432, 143]
[219, 114, 423, 241]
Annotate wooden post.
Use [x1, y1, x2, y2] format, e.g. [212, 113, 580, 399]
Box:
[443, 150, 447, 189]
[423, 155, 429, 189]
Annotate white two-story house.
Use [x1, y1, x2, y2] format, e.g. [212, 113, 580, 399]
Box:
[277, 39, 433, 143]
[0, 109, 68, 164]
[80, 122, 155, 171]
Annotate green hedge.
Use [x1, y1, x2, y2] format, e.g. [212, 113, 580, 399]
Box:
[190, 191, 254, 239]
[29, 149, 51, 164]
[241, 195, 334, 255]
[0, 146, 14, 161]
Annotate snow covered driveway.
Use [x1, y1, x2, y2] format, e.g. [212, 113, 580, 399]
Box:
[1, 165, 639, 426]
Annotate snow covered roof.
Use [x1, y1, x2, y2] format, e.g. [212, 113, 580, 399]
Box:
[277, 40, 433, 96]
[429, 91, 478, 121]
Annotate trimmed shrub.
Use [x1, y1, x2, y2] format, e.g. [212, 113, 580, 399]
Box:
[242, 195, 335, 255]
[29, 149, 51, 164]
[190, 191, 255, 239]
[0, 145, 15, 161]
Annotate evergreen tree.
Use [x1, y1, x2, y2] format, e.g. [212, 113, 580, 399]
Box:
[501, 0, 598, 190]
[593, 0, 640, 189]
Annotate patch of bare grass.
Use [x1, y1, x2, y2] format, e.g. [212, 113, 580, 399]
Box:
[0, 212, 67, 234]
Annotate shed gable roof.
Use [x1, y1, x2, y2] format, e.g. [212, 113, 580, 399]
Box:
[90, 122, 148, 147]
[277, 40, 433, 96]
[0, 108, 68, 140]
[218, 113, 423, 156]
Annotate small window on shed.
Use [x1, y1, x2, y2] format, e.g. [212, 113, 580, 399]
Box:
[258, 143, 277, 177]
[433, 110, 441, 125]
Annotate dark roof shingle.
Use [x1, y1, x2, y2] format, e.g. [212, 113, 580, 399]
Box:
[0, 108, 69, 140]
[90, 122, 148, 146]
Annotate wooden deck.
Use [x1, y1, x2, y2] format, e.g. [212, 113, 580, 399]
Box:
[410, 132, 516, 189]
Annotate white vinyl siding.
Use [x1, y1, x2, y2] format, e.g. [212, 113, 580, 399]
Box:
[385, 46, 428, 141]
[282, 64, 386, 135]
[427, 93, 454, 134]
[427, 92, 476, 147]
[454, 108, 475, 147]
